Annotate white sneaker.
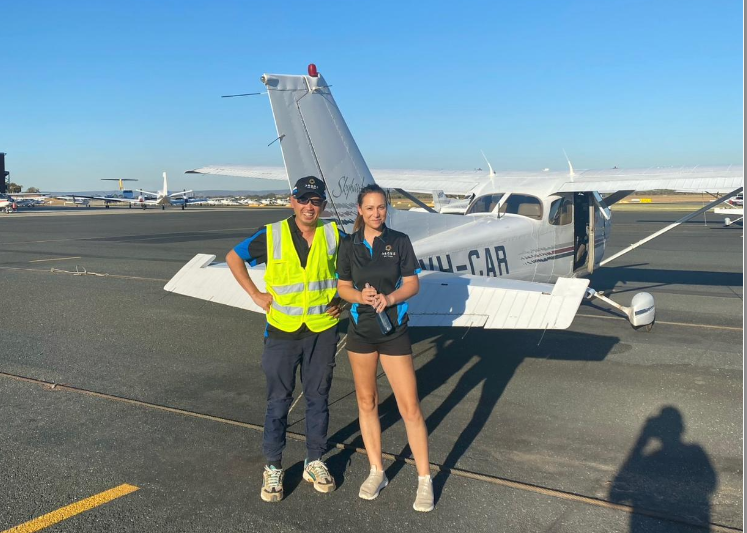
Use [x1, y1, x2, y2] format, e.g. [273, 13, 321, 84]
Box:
[359, 466, 389, 500]
[413, 475, 434, 512]
[261, 465, 284, 502]
[303, 459, 336, 493]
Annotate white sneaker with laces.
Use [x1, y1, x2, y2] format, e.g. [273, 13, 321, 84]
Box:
[261, 465, 284, 502]
[303, 459, 336, 493]
[359, 466, 389, 500]
[413, 475, 434, 512]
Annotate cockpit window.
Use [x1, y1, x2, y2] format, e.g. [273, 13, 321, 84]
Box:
[466, 193, 543, 219]
[499, 194, 543, 220]
[466, 193, 504, 215]
[549, 197, 572, 225]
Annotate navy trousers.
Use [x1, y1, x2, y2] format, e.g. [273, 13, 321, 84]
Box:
[261, 325, 338, 463]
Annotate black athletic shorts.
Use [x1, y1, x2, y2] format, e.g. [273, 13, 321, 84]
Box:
[345, 326, 412, 356]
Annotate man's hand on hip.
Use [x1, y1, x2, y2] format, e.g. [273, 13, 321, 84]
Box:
[251, 292, 273, 313]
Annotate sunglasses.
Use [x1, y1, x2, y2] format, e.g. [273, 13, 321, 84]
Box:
[296, 197, 325, 207]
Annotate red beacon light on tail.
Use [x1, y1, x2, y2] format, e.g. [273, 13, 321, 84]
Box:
[308, 64, 318, 77]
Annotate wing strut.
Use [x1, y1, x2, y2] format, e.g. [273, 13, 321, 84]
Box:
[394, 188, 437, 213]
[600, 187, 743, 266]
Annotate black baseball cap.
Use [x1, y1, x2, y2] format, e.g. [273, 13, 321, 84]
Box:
[292, 176, 326, 199]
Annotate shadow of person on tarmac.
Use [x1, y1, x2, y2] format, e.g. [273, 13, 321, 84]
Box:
[608, 406, 717, 532]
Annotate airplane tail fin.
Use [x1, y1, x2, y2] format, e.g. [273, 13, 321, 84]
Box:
[261, 66, 376, 230]
[162, 172, 169, 195]
[432, 190, 448, 211]
[100, 178, 137, 191]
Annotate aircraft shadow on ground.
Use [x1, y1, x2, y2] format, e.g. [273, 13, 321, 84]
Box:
[325, 326, 621, 500]
[588, 266, 743, 293]
[608, 406, 718, 532]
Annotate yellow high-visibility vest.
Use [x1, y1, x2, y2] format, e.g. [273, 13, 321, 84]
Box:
[264, 219, 339, 332]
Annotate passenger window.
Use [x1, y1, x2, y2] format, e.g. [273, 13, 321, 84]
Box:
[466, 193, 504, 214]
[549, 198, 572, 226]
[499, 194, 543, 220]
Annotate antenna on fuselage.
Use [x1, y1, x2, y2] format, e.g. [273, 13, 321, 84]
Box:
[221, 92, 264, 98]
[563, 149, 576, 181]
[481, 150, 497, 188]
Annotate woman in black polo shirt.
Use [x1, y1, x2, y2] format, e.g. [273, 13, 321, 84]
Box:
[337, 184, 433, 512]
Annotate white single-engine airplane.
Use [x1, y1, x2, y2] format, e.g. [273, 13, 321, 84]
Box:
[713, 194, 744, 227]
[166, 65, 743, 331]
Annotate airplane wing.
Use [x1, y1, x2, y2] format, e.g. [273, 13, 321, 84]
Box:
[87, 196, 154, 205]
[186, 165, 288, 181]
[9, 192, 50, 199]
[552, 166, 744, 194]
[187, 164, 743, 196]
[186, 165, 485, 195]
[164, 254, 590, 330]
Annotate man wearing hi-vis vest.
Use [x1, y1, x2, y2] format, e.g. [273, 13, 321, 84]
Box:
[226, 176, 343, 503]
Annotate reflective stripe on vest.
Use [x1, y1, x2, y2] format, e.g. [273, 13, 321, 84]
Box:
[323, 223, 336, 256]
[272, 282, 305, 295]
[271, 302, 305, 315]
[272, 221, 283, 260]
[308, 279, 337, 292]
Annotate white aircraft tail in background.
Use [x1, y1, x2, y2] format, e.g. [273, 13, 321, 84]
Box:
[136, 172, 193, 210]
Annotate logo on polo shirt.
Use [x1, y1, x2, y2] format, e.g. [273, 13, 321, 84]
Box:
[381, 244, 396, 258]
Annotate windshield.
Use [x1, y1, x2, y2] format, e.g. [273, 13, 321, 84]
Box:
[466, 193, 504, 215]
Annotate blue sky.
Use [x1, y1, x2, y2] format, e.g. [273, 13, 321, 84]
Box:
[2, 0, 743, 192]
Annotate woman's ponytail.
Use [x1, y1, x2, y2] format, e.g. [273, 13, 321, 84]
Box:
[353, 213, 365, 232]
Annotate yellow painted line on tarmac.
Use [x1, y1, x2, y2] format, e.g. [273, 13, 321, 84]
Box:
[2, 484, 139, 533]
[29, 256, 81, 263]
[576, 313, 742, 331]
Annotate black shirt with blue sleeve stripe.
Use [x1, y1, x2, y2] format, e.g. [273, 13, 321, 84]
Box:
[336, 225, 420, 341]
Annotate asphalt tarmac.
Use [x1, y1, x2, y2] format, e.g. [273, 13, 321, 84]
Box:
[0, 205, 742, 533]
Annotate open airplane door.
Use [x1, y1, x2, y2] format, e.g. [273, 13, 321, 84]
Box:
[589, 192, 611, 273]
[536, 194, 575, 281]
[572, 192, 611, 274]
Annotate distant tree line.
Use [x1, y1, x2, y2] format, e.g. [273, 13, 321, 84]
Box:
[5, 183, 40, 193]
